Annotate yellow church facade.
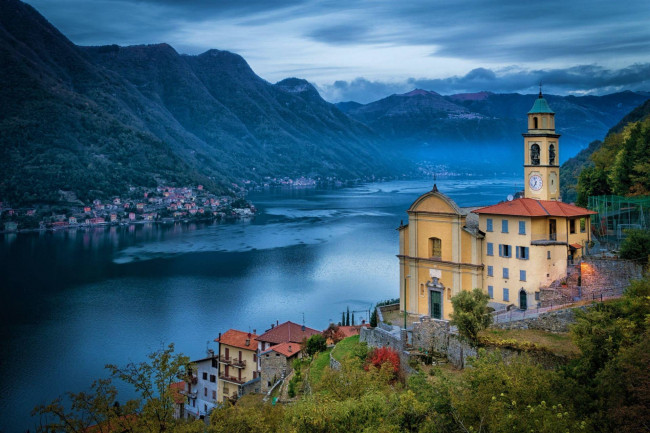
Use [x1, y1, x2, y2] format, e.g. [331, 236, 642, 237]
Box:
[398, 92, 596, 319]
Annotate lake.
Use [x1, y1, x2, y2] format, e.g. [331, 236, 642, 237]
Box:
[0, 177, 520, 432]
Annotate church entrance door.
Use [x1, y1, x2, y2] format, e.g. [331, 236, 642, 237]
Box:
[430, 291, 442, 319]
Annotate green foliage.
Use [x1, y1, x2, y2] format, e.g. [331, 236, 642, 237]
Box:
[32, 343, 190, 433]
[369, 307, 378, 327]
[303, 334, 327, 357]
[209, 397, 284, 433]
[450, 288, 493, 342]
[576, 115, 650, 203]
[619, 228, 650, 265]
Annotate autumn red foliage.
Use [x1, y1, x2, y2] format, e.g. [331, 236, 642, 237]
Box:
[365, 347, 400, 374]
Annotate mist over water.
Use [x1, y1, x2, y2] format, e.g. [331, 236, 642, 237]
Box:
[0, 177, 519, 432]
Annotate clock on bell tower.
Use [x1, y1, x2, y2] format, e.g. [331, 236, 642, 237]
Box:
[523, 89, 560, 201]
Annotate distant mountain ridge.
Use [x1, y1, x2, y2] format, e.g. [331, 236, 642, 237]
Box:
[336, 89, 649, 166]
[0, 0, 393, 205]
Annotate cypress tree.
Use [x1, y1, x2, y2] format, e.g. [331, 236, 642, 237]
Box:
[346, 307, 350, 326]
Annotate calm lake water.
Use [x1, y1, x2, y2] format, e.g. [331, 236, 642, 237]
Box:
[0, 177, 519, 432]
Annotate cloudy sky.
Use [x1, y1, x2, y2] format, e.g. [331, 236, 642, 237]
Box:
[27, 0, 650, 103]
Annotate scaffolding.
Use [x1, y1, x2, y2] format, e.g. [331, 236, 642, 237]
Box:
[588, 195, 649, 247]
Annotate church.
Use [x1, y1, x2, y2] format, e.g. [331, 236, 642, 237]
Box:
[398, 92, 596, 319]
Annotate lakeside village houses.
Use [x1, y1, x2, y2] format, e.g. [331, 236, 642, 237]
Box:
[0, 186, 255, 232]
[398, 91, 596, 318]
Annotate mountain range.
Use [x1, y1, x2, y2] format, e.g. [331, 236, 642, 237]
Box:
[337, 89, 649, 166]
[0, 0, 648, 205]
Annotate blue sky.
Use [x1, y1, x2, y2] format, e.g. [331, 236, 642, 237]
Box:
[27, 0, 650, 102]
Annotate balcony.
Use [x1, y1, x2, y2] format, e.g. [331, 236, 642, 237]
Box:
[218, 356, 246, 368]
[530, 233, 565, 245]
[180, 388, 197, 399]
[219, 373, 245, 385]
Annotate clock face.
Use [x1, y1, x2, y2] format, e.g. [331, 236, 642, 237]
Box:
[529, 174, 543, 191]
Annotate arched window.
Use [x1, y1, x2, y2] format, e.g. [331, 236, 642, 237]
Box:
[533, 117, 538, 129]
[549, 144, 556, 165]
[530, 144, 540, 165]
[429, 237, 442, 260]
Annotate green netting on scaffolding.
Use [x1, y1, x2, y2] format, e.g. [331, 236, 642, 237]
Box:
[588, 195, 650, 240]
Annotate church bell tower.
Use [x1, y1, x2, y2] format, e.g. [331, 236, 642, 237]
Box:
[523, 89, 560, 201]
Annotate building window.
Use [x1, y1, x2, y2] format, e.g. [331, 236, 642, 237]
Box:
[503, 267, 509, 279]
[502, 219, 509, 233]
[429, 237, 442, 259]
[547, 250, 551, 260]
[487, 243, 494, 256]
[503, 288, 510, 302]
[499, 244, 511, 258]
[518, 221, 526, 235]
[580, 218, 586, 233]
[212, 390, 216, 400]
[535, 292, 540, 301]
[209, 374, 216, 383]
[488, 285, 493, 299]
[223, 386, 229, 394]
[533, 117, 538, 129]
[486, 218, 493, 232]
[204, 404, 207, 413]
[202, 372, 207, 380]
[530, 144, 541, 165]
[516, 246, 529, 260]
[204, 387, 207, 397]
[570, 219, 576, 234]
[520, 270, 526, 281]
[487, 265, 493, 277]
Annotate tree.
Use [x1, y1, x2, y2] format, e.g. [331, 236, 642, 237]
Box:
[346, 307, 350, 326]
[450, 288, 492, 342]
[619, 228, 650, 265]
[351, 311, 355, 326]
[369, 307, 378, 327]
[303, 334, 327, 357]
[322, 323, 344, 344]
[33, 344, 191, 433]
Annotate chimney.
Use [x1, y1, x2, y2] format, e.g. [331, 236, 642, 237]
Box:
[218, 332, 221, 341]
[276, 320, 279, 326]
[301, 325, 305, 331]
[288, 345, 292, 353]
[248, 332, 251, 337]
[245, 339, 250, 346]
[253, 329, 256, 335]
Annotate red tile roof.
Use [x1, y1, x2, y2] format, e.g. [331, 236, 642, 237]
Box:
[338, 325, 369, 339]
[472, 198, 596, 217]
[265, 342, 301, 358]
[170, 381, 186, 404]
[215, 329, 259, 351]
[257, 321, 320, 344]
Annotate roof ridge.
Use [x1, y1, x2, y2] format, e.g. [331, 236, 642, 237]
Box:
[533, 199, 550, 215]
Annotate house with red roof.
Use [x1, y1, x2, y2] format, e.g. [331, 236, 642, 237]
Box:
[260, 342, 301, 393]
[256, 321, 321, 353]
[214, 329, 260, 403]
[398, 92, 596, 319]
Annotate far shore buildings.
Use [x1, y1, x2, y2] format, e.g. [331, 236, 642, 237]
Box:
[398, 92, 596, 319]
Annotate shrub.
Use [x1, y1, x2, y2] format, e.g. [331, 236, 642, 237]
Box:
[303, 334, 327, 357]
[366, 346, 400, 375]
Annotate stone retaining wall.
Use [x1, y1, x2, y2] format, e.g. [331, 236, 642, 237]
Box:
[492, 308, 581, 333]
[329, 351, 342, 371]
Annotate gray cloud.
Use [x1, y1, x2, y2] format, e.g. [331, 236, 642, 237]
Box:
[320, 64, 650, 103]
